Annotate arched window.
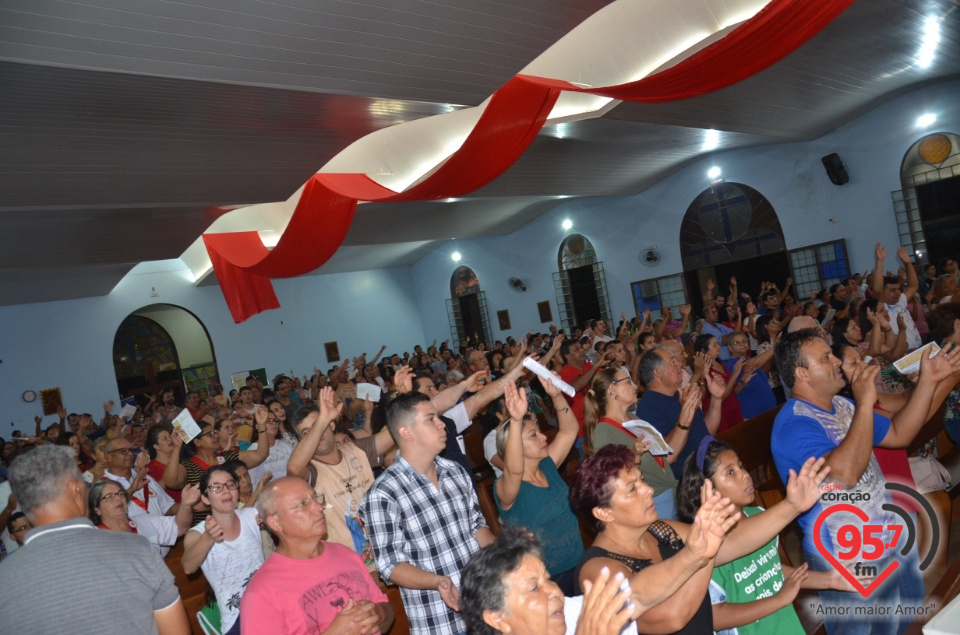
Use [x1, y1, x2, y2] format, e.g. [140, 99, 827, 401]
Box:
[893, 132, 960, 266]
[113, 303, 220, 406]
[553, 234, 611, 330]
[445, 266, 493, 348]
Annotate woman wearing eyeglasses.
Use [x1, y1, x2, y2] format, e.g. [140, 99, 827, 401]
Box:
[89, 479, 199, 557]
[182, 466, 266, 635]
[584, 367, 679, 521]
[493, 378, 583, 596]
[162, 408, 274, 525]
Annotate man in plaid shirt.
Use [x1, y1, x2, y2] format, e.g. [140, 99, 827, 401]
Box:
[361, 392, 495, 635]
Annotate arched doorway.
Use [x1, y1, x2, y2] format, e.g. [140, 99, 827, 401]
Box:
[679, 182, 789, 313]
[894, 132, 960, 266]
[553, 233, 611, 330]
[113, 304, 220, 408]
[445, 266, 493, 348]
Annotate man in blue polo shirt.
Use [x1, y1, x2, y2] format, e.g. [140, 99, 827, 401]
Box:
[635, 346, 724, 478]
[771, 328, 960, 635]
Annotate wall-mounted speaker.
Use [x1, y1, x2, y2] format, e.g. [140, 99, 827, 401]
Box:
[821, 153, 849, 185]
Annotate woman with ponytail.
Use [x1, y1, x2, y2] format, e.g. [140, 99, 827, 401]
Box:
[584, 367, 679, 519]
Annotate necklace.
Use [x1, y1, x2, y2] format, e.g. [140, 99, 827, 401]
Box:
[319, 450, 357, 494]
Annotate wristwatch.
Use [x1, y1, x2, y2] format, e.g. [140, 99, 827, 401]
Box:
[677, 423, 691, 431]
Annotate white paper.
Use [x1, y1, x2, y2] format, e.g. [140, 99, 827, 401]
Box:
[893, 341, 941, 376]
[171, 408, 203, 444]
[118, 404, 138, 420]
[356, 382, 382, 403]
[522, 357, 575, 397]
[623, 420, 673, 456]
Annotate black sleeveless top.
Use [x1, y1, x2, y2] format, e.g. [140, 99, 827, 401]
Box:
[573, 521, 713, 635]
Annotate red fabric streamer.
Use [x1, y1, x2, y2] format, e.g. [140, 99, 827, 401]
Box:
[205, 0, 854, 323]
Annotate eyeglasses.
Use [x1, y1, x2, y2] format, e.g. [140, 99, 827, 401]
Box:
[107, 448, 134, 455]
[201, 430, 219, 438]
[206, 481, 239, 494]
[611, 376, 634, 385]
[99, 491, 126, 503]
[272, 492, 326, 515]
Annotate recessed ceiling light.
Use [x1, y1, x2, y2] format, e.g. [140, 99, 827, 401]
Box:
[707, 166, 722, 179]
[702, 129, 720, 151]
[562, 219, 573, 230]
[451, 251, 462, 262]
[917, 113, 937, 128]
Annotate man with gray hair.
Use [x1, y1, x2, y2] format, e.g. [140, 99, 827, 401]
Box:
[0, 445, 188, 634]
[241, 476, 393, 634]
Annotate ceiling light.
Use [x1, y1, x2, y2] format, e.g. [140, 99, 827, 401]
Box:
[916, 113, 937, 128]
[707, 166, 722, 179]
[562, 219, 573, 230]
[917, 16, 940, 68]
[451, 251, 462, 262]
[702, 129, 720, 151]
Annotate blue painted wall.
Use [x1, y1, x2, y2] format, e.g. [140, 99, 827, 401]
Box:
[0, 263, 425, 434]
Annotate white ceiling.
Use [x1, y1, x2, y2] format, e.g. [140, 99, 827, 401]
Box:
[1, 0, 959, 304]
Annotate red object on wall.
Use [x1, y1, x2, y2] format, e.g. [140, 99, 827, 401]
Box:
[205, 0, 855, 323]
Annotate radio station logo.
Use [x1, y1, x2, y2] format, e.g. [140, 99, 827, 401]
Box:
[813, 482, 939, 598]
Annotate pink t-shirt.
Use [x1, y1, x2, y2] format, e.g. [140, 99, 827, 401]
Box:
[240, 541, 388, 634]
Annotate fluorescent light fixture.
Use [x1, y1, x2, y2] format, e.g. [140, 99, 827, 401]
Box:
[917, 16, 940, 68]
[916, 113, 937, 128]
[707, 166, 722, 179]
[451, 251, 462, 262]
[562, 219, 573, 230]
[702, 129, 720, 151]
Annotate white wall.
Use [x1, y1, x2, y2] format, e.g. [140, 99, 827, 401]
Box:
[0, 262, 426, 434]
[134, 305, 214, 368]
[411, 79, 960, 342]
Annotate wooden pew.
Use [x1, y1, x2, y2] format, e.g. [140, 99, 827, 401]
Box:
[164, 538, 209, 634]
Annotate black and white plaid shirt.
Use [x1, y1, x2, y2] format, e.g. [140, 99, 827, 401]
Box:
[361, 453, 485, 635]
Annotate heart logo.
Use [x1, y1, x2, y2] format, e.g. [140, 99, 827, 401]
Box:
[813, 503, 899, 598]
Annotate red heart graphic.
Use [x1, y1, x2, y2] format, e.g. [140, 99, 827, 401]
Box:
[813, 503, 899, 598]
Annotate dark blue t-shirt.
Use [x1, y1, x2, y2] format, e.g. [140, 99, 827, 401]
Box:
[635, 389, 709, 479]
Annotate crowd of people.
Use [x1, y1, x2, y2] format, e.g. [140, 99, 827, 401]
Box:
[2, 241, 960, 635]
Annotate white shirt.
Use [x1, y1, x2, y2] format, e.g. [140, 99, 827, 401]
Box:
[887, 293, 922, 350]
[104, 470, 174, 518]
[442, 402, 472, 455]
[482, 429, 503, 479]
[0, 481, 18, 555]
[245, 438, 294, 489]
[128, 513, 179, 558]
[563, 595, 638, 635]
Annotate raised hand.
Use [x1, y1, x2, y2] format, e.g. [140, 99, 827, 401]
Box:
[687, 479, 739, 561]
[104, 400, 115, 414]
[394, 366, 415, 394]
[438, 576, 460, 612]
[254, 404, 269, 426]
[540, 371, 564, 399]
[34, 415, 42, 426]
[785, 456, 830, 513]
[464, 371, 488, 393]
[549, 333, 565, 352]
[706, 278, 716, 292]
[57, 406, 67, 420]
[777, 563, 808, 605]
[865, 308, 879, 326]
[875, 242, 886, 262]
[680, 304, 692, 317]
[705, 371, 725, 399]
[918, 342, 960, 384]
[318, 386, 343, 424]
[180, 483, 202, 508]
[849, 362, 879, 408]
[897, 246, 912, 264]
[503, 380, 528, 422]
[632, 437, 653, 462]
[576, 568, 639, 635]
[205, 515, 225, 543]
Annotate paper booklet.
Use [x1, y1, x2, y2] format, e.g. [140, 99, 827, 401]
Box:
[622, 420, 673, 456]
[893, 341, 941, 376]
[356, 382, 382, 403]
[118, 404, 138, 420]
[171, 408, 203, 444]
[522, 357, 576, 397]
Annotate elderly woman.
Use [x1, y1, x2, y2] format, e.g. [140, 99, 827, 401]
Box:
[569, 445, 824, 635]
[182, 465, 265, 635]
[692, 334, 743, 432]
[81, 436, 110, 484]
[462, 525, 643, 635]
[89, 479, 199, 557]
[144, 425, 183, 502]
[494, 378, 582, 595]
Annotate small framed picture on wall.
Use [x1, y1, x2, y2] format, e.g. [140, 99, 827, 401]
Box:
[537, 301, 553, 324]
[497, 310, 511, 331]
[324, 342, 340, 363]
